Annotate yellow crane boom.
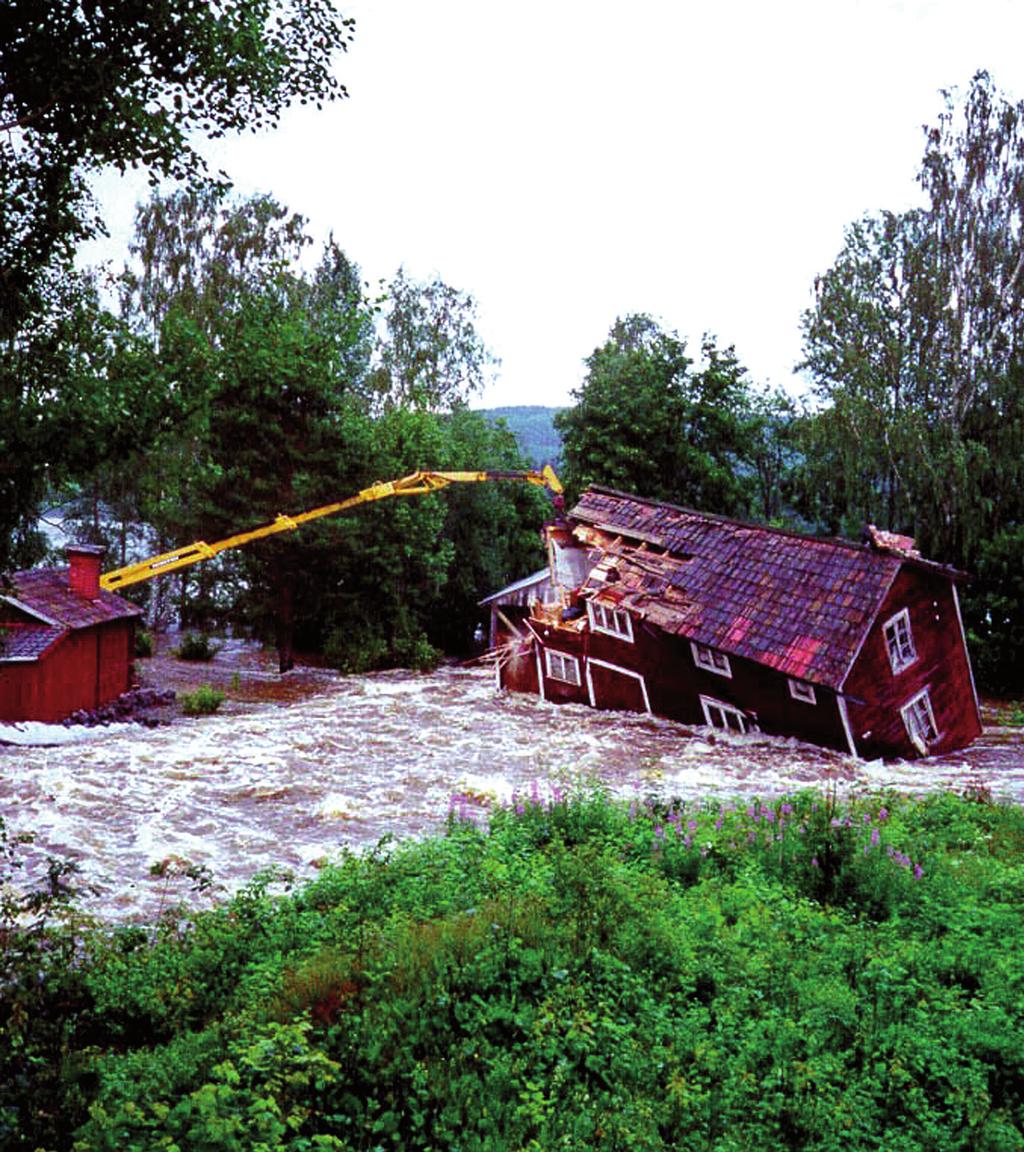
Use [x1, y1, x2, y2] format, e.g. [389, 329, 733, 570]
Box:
[99, 466, 563, 592]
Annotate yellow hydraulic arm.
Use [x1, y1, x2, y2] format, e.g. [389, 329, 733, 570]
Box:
[99, 466, 563, 592]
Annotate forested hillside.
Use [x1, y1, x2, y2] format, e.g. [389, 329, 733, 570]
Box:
[477, 405, 564, 467]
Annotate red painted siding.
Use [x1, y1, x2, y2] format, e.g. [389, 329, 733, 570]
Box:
[501, 613, 850, 752]
[843, 569, 981, 759]
[0, 621, 135, 723]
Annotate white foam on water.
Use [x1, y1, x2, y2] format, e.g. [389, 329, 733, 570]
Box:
[0, 721, 137, 746]
[1, 662, 1021, 920]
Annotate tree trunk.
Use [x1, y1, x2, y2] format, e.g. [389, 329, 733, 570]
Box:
[275, 574, 295, 673]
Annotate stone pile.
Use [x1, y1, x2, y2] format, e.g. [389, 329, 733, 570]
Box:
[62, 687, 177, 728]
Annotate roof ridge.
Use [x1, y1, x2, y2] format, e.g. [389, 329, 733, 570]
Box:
[579, 485, 968, 579]
[581, 485, 868, 555]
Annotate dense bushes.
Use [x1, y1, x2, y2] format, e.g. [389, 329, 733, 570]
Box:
[2, 788, 1023, 1150]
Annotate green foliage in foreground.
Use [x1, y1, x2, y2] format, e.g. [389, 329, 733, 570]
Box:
[2, 788, 1024, 1151]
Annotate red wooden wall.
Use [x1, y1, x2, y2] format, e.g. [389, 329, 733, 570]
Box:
[844, 569, 981, 759]
[0, 621, 135, 723]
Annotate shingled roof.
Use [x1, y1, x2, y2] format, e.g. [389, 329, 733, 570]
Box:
[571, 487, 952, 690]
[0, 623, 65, 662]
[3, 567, 141, 632]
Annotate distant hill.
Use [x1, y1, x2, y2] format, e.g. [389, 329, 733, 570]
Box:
[477, 405, 564, 467]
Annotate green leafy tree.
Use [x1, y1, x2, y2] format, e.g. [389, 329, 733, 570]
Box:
[556, 315, 759, 515]
[109, 190, 378, 666]
[0, 268, 163, 571]
[426, 408, 550, 653]
[0, 0, 352, 338]
[371, 268, 499, 411]
[801, 73, 1024, 567]
[0, 1, 353, 573]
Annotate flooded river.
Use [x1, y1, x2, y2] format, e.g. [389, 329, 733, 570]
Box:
[2, 640, 1022, 920]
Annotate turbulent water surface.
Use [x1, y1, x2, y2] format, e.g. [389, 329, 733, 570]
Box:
[2, 641, 1022, 919]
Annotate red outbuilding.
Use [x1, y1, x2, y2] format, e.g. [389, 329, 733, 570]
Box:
[488, 487, 983, 761]
[0, 546, 141, 723]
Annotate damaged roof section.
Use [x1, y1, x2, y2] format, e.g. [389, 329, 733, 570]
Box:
[571, 487, 956, 690]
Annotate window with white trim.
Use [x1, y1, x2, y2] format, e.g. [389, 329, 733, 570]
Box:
[545, 648, 581, 686]
[788, 678, 817, 704]
[901, 687, 939, 753]
[700, 695, 753, 734]
[883, 608, 917, 673]
[691, 641, 732, 678]
[587, 600, 634, 642]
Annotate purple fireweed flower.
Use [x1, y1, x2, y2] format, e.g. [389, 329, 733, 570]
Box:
[781, 803, 793, 816]
[530, 780, 540, 806]
[551, 785, 564, 804]
[683, 835, 692, 849]
[714, 818, 724, 831]
[747, 805, 758, 821]
[870, 828, 880, 847]
[811, 856, 820, 869]
[764, 808, 775, 823]
[913, 863, 924, 879]
[629, 801, 637, 821]
[831, 818, 842, 828]
[654, 824, 665, 842]
[688, 819, 698, 833]
[878, 807, 889, 822]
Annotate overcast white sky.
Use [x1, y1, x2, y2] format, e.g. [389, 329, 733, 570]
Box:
[85, 0, 1024, 409]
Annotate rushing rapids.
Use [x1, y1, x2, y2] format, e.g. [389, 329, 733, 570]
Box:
[2, 639, 1021, 920]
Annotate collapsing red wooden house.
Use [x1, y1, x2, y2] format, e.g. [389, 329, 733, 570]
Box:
[487, 487, 982, 760]
[0, 546, 141, 723]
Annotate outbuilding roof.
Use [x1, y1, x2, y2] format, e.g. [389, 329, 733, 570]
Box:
[3, 567, 142, 631]
[571, 487, 956, 690]
[0, 624, 65, 662]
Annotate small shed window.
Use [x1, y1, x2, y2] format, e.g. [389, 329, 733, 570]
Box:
[587, 600, 634, 642]
[691, 641, 732, 678]
[545, 648, 581, 687]
[788, 678, 817, 704]
[700, 695, 753, 734]
[901, 687, 939, 753]
[883, 608, 917, 673]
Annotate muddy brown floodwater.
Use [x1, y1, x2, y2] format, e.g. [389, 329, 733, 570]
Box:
[2, 636, 1022, 920]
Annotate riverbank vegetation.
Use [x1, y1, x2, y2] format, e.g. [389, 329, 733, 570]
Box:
[2, 786, 1022, 1150]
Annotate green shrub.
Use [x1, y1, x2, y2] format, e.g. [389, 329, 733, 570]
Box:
[173, 631, 221, 662]
[133, 628, 153, 657]
[180, 684, 225, 716]
[5, 789, 1024, 1151]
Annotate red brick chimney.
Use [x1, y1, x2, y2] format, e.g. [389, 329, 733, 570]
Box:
[67, 544, 106, 599]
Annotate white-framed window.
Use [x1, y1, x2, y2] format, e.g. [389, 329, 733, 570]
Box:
[700, 695, 753, 734]
[788, 678, 817, 705]
[587, 599, 634, 642]
[901, 687, 939, 754]
[883, 608, 917, 673]
[545, 648, 581, 687]
[691, 641, 732, 678]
